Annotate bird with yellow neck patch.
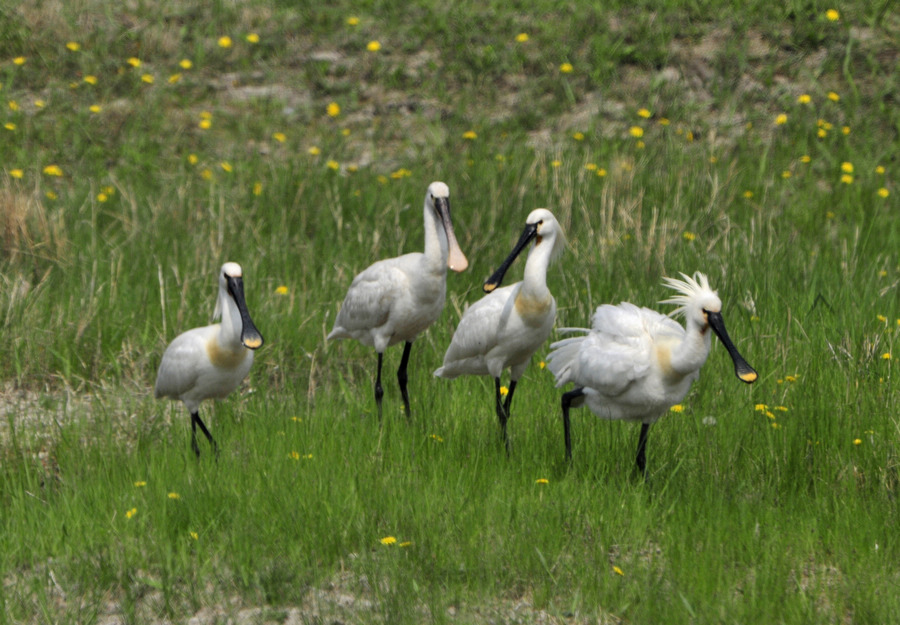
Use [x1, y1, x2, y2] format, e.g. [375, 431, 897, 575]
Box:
[435, 208, 565, 449]
[547, 271, 757, 476]
[155, 262, 264, 457]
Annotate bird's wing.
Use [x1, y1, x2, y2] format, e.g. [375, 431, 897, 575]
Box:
[331, 258, 410, 334]
[441, 285, 515, 364]
[154, 327, 212, 399]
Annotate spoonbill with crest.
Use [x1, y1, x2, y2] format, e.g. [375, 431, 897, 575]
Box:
[155, 262, 264, 457]
[547, 271, 757, 475]
[328, 181, 468, 419]
[435, 208, 565, 448]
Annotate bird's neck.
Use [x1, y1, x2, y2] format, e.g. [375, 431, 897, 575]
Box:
[670, 320, 712, 375]
[422, 204, 449, 272]
[520, 237, 552, 300]
[217, 291, 244, 348]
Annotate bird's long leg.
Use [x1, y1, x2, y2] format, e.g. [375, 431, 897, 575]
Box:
[374, 352, 385, 420]
[561, 387, 584, 462]
[191, 411, 218, 458]
[397, 341, 413, 420]
[635, 422, 650, 477]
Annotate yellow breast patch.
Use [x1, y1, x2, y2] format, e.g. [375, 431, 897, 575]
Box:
[207, 337, 248, 369]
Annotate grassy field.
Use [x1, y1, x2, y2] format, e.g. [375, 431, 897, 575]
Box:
[1, 1, 899, 623]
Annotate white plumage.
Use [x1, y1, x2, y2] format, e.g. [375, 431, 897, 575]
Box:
[328, 181, 468, 419]
[547, 272, 756, 474]
[155, 262, 264, 457]
[435, 208, 565, 447]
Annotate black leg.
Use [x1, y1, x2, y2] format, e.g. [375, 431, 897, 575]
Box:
[561, 387, 584, 462]
[503, 379, 517, 420]
[636, 422, 650, 477]
[374, 352, 385, 420]
[191, 411, 218, 458]
[397, 341, 413, 419]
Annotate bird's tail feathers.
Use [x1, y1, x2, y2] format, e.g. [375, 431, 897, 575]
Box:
[546, 335, 587, 388]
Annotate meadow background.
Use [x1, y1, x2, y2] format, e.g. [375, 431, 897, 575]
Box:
[1, 1, 898, 623]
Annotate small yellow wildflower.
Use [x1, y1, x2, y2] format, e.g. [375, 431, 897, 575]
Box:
[199, 119, 211, 129]
[853, 438, 862, 445]
[188, 154, 199, 165]
[399, 541, 413, 547]
[841, 162, 853, 174]
[572, 131, 584, 141]
[13, 57, 25, 65]
[462, 130, 477, 140]
[629, 126, 644, 138]
[842, 126, 850, 135]
[825, 9, 840, 21]
[782, 170, 792, 179]
[743, 190, 754, 199]
[380, 536, 397, 545]
[797, 94, 811, 104]
[8, 100, 19, 111]
[430, 434, 444, 443]
[66, 42, 81, 52]
[613, 566, 625, 576]
[272, 132, 286, 143]
[220, 162, 232, 173]
[877, 314, 887, 323]
[326, 160, 340, 171]
[97, 193, 108, 202]
[291, 416, 302, 422]
[168, 492, 180, 500]
[180, 59, 193, 70]
[141, 73, 154, 84]
[390, 168, 412, 179]
[289, 451, 300, 460]
[34, 99, 45, 108]
[800, 155, 811, 163]
[134, 481, 147, 487]
[775, 113, 787, 125]
[771, 422, 781, 429]
[341, 128, 351, 136]
[682, 232, 696, 241]
[367, 40, 382, 52]
[43, 165, 63, 177]
[597, 168, 607, 177]
[327, 102, 341, 117]
[45, 191, 57, 200]
[126, 508, 137, 519]
[127, 57, 141, 68]
[840, 174, 853, 184]
[559, 62, 573, 73]
[218, 36, 233, 48]
[190, 531, 199, 540]
[658, 117, 670, 126]
[775, 406, 788, 412]
[515, 33, 529, 43]
[636, 140, 645, 149]
[4, 123, 15, 131]
[755, 404, 769, 412]
[308, 146, 321, 156]
[877, 188, 889, 198]
[539, 361, 546, 369]
[10, 169, 23, 179]
[817, 128, 827, 138]
[551, 160, 561, 168]
[246, 33, 260, 44]
[827, 91, 840, 102]
[882, 353, 891, 360]
[346, 16, 360, 26]
[168, 74, 182, 84]
[785, 375, 797, 382]
[535, 478, 549, 484]
[875, 165, 885, 175]
[500, 386, 509, 397]
[637, 108, 652, 118]
[253, 182, 262, 196]
[377, 175, 388, 184]
[585, 163, 597, 171]
[670, 404, 685, 413]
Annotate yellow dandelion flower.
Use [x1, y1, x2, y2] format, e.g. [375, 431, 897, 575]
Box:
[535, 478, 549, 484]
[551, 160, 561, 168]
[273, 132, 286, 143]
[629, 126, 644, 138]
[637, 108, 652, 118]
[8, 100, 19, 111]
[188, 154, 199, 165]
[168, 73, 182, 84]
[380, 536, 397, 546]
[670, 404, 685, 413]
[97, 192, 108, 202]
[755, 404, 769, 412]
[430, 434, 444, 443]
[43, 164, 63, 177]
[190, 531, 199, 540]
[659, 117, 670, 126]
[500, 386, 509, 397]
[83, 75, 98, 86]
[585, 163, 597, 171]
[200, 110, 212, 120]
[877, 188, 889, 198]
[825, 9, 840, 21]
[682, 232, 696, 241]
[771, 422, 781, 429]
[800, 155, 811, 163]
[34, 99, 45, 108]
[877, 314, 887, 323]
[797, 94, 811, 104]
[817, 128, 827, 138]
[66, 42, 81, 52]
[827, 91, 840, 101]
[141, 73, 154, 84]
[882, 353, 891, 360]
[10, 169, 24, 178]
[220, 162, 232, 172]
[89, 104, 101, 113]
[775, 113, 787, 125]
[127, 57, 141, 68]
[346, 16, 360, 26]
[341, 128, 351, 136]
[842, 126, 850, 135]
[853, 438, 862, 445]
[597, 168, 607, 177]
[539, 361, 546, 369]
[180, 59, 193, 70]
[167, 492, 180, 500]
[879, 270, 888, 277]
[462, 130, 477, 140]
[377, 175, 388, 184]
[743, 190, 754, 199]
[559, 62, 573, 73]
[785, 375, 797, 382]
[613, 566, 625, 576]
[841, 162, 854, 173]
[515, 33, 529, 43]
[199, 119, 211, 129]
[134, 481, 147, 487]
[218, 36, 233, 48]
[200, 169, 213, 180]
[775, 406, 788, 412]
[326, 160, 340, 170]
[327, 102, 341, 117]
[289, 451, 300, 460]
[840, 174, 853, 184]
[367, 40, 382, 52]
[126, 508, 137, 519]
[636, 140, 645, 149]
[4, 123, 15, 131]
[253, 181, 262, 196]
[13, 57, 26, 65]
[399, 541, 413, 547]
[782, 170, 792, 179]
[875, 165, 885, 175]
[572, 131, 584, 141]
[308, 146, 320, 156]
[246, 33, 260, 44]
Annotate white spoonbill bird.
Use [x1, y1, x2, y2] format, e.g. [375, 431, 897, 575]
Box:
[328, 181, 468, 419]
[547, 271, 757, 475]
[155, 262, 264, 457]
[435, 208, 565, 448]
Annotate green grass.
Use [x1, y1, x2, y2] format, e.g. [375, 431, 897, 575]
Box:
[1, 0, 899, 623]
